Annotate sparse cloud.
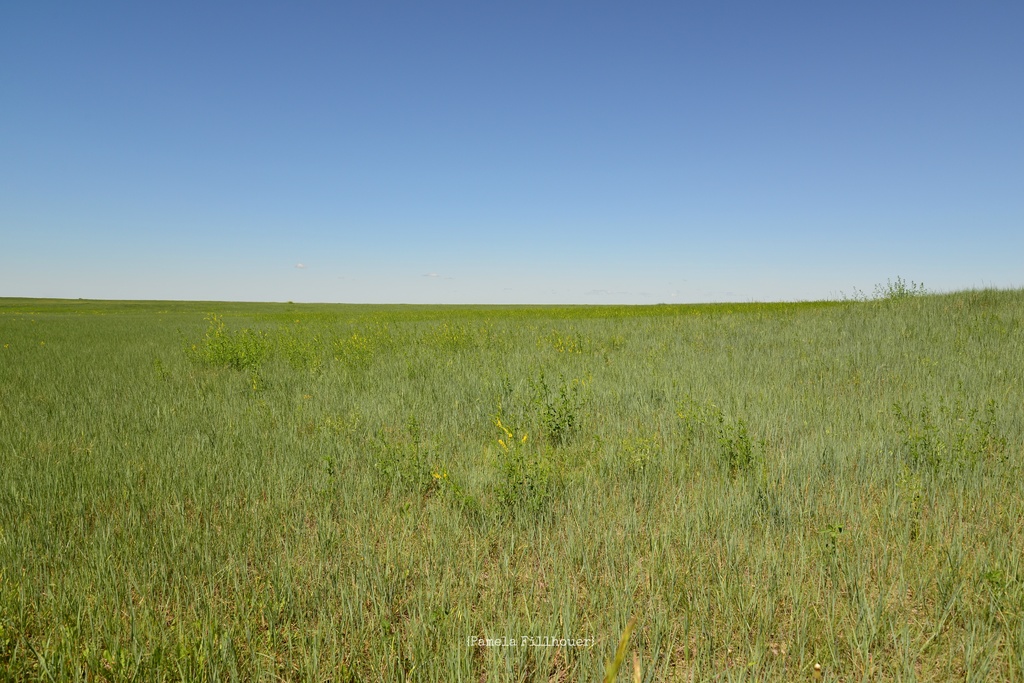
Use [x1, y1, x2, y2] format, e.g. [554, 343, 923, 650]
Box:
[295, 263, 307, 269]
[422, 272, 439, 278]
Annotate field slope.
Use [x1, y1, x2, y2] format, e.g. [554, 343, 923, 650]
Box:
[1, 290, 1022, 681]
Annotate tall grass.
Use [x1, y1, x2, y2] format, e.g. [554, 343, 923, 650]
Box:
[0, 289, 1022, 680]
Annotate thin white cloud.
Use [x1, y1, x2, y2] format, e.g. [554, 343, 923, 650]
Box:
[422, 272, 439, 278]
[295, 263, 307, 269]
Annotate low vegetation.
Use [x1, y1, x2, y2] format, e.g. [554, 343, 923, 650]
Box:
[1, 287, 1022, 680]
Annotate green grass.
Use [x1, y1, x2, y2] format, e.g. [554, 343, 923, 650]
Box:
[1, 288, 1022, 681]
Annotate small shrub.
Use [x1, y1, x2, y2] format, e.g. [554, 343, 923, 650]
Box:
[431, 467, 481, 518]
[676, 395, 724, 441]
[188, 314, 270, 371]
[820, 522, 845, 555]
[279, 331, 322, 372]
[494, 371, 587, 448]
[334, 332, 375, 369]
[619, 433, 657, 475]
[677, 396, 760, 477]
[892, 396, 1007, 470]
[420, 322, 474, 352]
[840, 277, 928, 302]
[543, 328, 589, 354]
[529, 371, 584, 446]
[152, 357, 171, 381]
[493, 417, 560, 515]
[372, 416, 436, 496]
[718, 418, 757, 478]
[874, 276, 928, 301]
[895, 465, 924, 540]
[333, 324, 394, 370]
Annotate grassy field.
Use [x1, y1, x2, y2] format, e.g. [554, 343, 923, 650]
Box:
[1, 288, 1022, 681]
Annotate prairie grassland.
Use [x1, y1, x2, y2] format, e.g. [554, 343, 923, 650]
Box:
[0, 290, 1022, 681]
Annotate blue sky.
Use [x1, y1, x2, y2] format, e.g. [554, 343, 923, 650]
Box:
[2, 2, 1021, 304]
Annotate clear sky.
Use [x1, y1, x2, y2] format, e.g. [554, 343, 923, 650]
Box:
[2, 2, 1021, 304]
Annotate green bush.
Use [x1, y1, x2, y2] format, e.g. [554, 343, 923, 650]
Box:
[677, 396, 760, 477]
[529, 371, 585, 446]
[874, 276, 928, 301]
[188, 314, 270, 370]
[493, 417, 561, 515]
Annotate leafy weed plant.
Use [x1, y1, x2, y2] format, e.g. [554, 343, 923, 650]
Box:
[677, 395, 761, 477]
[528, 371, 585, 446]
[875, 276, 929, 301]
[493, 417, 561, 516]
[372, 416, 437, 496]
[892, 396, 1007, 470]
[188, 313, 270, 370]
